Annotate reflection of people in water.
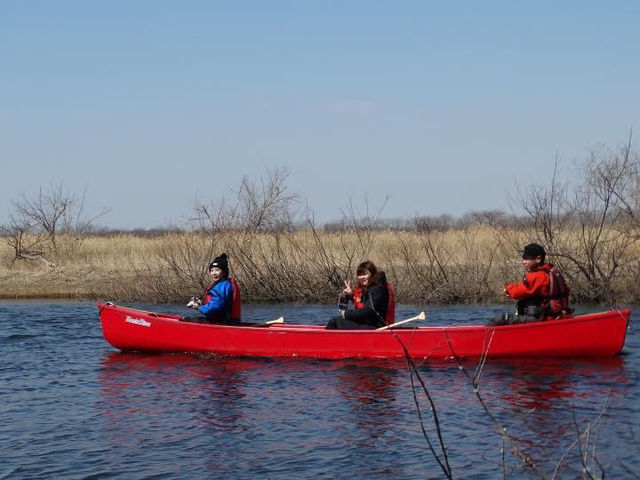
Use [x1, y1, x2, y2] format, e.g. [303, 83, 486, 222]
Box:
[99, 353, 251, 434]
[334, 362, 400, 437]
[490, 356, 628, 472]
[499, 357, 626, 411]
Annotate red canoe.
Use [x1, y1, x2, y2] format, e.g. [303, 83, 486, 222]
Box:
[98, 303, 630, 360]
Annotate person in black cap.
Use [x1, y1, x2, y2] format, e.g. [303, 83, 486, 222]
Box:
[489, 243, 571, 325]
[184, 253, 239, 324]
[208, 253, 229, 277]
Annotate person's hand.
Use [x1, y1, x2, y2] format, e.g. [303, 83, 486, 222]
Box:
[187, 297, 202, 308]
[186, 297, 198, 308]
[343, 280, 353, 295]
[503, 287, 510, 297]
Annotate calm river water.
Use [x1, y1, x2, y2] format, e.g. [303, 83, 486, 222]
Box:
[1, 301, 638, 479]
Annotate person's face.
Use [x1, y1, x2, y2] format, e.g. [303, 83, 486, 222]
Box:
[357, 270, 372, 286]
[522, 257, 541, 271]
[209, 267, 224, 281]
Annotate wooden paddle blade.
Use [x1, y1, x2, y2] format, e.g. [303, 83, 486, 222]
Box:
[265, 316, 285, 325]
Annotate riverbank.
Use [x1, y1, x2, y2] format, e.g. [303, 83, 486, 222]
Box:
[2, 227, 639, 304]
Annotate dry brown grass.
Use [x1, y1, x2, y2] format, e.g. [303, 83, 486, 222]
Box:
[1, 227, 638, 304]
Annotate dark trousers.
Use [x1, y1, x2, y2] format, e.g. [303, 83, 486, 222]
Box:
[488, 304, 546, 326]
[181, 315, 210, 323]
[487, 312, 541, 326]
[181, 316, 251, 325]
[325, 315, 379, 330]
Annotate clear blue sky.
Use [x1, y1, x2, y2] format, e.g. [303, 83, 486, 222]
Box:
[1, 1, 638, 229]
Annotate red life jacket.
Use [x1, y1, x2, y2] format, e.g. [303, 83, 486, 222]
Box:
[229, 277, 242, 321]
[353, 286, 366, 309]
[385, 282, 395, 326]
[539, 264, 572, 317]
[203, 277, 242, 321]
[352, 283, 396, 325]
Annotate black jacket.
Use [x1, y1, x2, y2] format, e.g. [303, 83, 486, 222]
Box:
[344, 273, 389, 328]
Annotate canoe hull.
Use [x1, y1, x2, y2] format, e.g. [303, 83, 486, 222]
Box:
[98, 304, 630, 360]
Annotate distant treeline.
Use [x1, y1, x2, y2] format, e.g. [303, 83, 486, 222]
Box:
[82, 210, 531, 236]
[79, 208, 618, 237]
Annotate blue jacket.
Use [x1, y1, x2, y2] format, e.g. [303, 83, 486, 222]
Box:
[198, 278, 233, 322]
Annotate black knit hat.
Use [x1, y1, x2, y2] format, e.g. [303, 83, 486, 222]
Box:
[521, 243, 546, 260]
[209, 253, 229, 274]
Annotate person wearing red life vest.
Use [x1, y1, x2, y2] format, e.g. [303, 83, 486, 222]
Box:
[326, 261, 395, 329]
[183, 253, 242, 324]
[489, 243, 571, 326]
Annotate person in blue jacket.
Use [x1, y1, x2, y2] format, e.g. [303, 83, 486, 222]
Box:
[184, 253, 234, 324]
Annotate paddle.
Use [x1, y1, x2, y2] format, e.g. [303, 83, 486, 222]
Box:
[265, 316, 284, 325]
[376, 311, 426, 330]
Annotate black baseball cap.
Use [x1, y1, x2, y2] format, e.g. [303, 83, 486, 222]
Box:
[521, 243, 546, 259]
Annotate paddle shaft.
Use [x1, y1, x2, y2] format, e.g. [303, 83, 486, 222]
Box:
[377, 311, 426, 330]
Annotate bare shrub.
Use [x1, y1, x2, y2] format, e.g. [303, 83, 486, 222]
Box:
[12, 184, 71, 250]
[388, 225, 507, 304]
[228, 231, 327, 302]
[192, 166, 301, 233]
[0, 183, 108, 266]
[0, 214, 53, 267]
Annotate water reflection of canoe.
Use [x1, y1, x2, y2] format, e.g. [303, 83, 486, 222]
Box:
[97, 303, 630, 360]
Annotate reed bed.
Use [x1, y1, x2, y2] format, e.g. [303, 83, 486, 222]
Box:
[2, 226, 639, 305]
